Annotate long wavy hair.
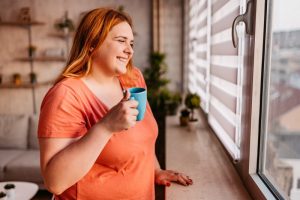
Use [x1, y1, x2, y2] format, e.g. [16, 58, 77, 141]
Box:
[55, 8, 136, 85]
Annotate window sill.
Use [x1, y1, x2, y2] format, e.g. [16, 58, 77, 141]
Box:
[165, 115, 251, 199]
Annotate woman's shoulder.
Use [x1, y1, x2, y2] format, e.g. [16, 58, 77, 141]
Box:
[49, 78, 82, 95]
[41, 78, 82, 107]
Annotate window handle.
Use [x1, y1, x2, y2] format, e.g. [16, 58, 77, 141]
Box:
[232, 0, 254, 48]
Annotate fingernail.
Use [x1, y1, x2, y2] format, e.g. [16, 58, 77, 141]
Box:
[166, 182, 171, 187]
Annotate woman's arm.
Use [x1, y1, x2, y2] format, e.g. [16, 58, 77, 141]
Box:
[39, 122, 111, 195]
[154, 154, 193, 186]
[40, 97, 138, 195]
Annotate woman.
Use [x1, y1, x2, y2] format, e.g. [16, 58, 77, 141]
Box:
[38, 8, 193, 200]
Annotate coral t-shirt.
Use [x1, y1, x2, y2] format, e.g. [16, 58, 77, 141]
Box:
[38, 67, 158, 200]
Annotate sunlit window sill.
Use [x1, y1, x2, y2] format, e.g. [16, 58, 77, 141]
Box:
[165, 114, 252, 199]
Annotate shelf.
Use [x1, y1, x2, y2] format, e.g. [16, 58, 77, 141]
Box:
[49, 32, 75, 39]
[0, 21, 45, 27]
[0, 81, 53, 89]
[16, 56, 66, 62]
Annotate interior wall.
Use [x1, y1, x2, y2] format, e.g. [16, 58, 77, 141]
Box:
[161, 0, 183, 92]
[0, 0, 151, 114]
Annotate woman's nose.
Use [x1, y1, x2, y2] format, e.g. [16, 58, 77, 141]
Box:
[124, 44, 134, 55]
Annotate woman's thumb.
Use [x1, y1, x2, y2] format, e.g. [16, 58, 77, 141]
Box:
[122, 89, 130, 101]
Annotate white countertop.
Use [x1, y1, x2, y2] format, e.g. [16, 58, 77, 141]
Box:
[165, 115, 252, 200]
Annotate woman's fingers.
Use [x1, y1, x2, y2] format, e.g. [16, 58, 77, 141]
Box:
[161, 180, 171, 187]
[177, 175, 188, 186]
[168, 171, 193, 186]
[178, 173, 193, 186]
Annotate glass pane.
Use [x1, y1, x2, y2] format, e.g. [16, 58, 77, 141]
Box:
[260, 0, 300, 199]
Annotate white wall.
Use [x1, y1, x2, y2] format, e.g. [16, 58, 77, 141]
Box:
[161, 0, 183, 92]
[0, 0, 151, 114]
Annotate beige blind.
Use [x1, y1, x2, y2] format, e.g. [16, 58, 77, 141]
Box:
[188, 0, 210, 112]
[187, 0, 247, 161]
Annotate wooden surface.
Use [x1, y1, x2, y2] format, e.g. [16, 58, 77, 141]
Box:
[16, 56, 66, 62]
[0, 21, 45, 26]
[165, 115, 252, 200]
[0, 81, 53, 89]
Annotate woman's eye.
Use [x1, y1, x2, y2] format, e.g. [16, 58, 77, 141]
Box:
[118, 40, 125, 43]
[130, 44, 134, 48]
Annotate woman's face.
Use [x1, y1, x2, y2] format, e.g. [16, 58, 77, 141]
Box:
[92, 21, 134, 76]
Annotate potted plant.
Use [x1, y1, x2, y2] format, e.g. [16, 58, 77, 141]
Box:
[28, 45, 37, 58]
[144, 51, 169, 114]
[166, 92, 182, 115]
[184, 93, 201, 131]
[180, 108, 190, 126]
[0, 191, 7, 200]
[12, 73, 22, 86]
[4, 184, 15, 199]
[29, 72, 37, 84]
[55, 11, 75, 35]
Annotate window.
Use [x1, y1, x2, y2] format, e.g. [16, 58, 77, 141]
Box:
[186, 0, 247, 161]
[258, 0, 300, 199]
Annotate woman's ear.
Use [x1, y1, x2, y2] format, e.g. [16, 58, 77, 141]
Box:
[89, 47, 94, 52]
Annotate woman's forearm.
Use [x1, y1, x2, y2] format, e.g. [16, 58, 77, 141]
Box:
[41, 122, 112, 195]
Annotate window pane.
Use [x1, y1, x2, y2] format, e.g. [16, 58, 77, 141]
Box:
[260, 0, 300, 199]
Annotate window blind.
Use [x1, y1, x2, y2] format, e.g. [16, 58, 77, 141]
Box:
[186, 0, 247, 161]
[188, 0, 210, 112]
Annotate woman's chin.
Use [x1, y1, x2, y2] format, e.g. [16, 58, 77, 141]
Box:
[115, 66, 127, 75]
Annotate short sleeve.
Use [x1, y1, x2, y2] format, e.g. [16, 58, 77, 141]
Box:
[38, 84, 87, 138]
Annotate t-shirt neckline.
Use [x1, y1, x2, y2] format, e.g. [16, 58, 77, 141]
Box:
[79, 76, 125, 111]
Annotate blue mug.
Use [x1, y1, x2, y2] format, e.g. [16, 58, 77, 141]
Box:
[129, 87, 147, 121]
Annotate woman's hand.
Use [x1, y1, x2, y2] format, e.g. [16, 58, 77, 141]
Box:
[100, 90, 139, 132]
[155, 169, 193, 187]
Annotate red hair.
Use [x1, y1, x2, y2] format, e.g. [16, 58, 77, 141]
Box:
[55, 7, 137, 84]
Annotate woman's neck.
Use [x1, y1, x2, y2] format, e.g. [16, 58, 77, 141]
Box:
[86, 66, 116, 86]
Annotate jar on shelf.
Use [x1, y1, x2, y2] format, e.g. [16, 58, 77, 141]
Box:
[12, 73, 22, 86]
[29, 72, 37, 84]
[28, 45, 37, 58]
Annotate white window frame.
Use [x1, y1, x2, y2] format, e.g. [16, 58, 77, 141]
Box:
[247, 0, 282, 199]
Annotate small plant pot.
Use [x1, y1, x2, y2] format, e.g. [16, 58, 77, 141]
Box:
[188, 119, 198, 132]
[28, 45, 37, 58]
[4, 184, 15, 200]
[12, 74, 22, 86]
[0, 191, 7, 200]
[180, 116, 189, 126]
[29, 72, 37, 84]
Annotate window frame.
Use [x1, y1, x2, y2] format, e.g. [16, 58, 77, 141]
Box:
[246, 0, 287, 199]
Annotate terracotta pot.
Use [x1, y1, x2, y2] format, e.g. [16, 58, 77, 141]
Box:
[188, 119, 198, 132]
[180, 116, 189, 126]
[13, 74, 22, 86]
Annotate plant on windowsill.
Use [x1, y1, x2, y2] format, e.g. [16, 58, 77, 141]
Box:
[179, 108, 190, 126]
[144, 51, 182, 116]
[160, 89, 182, 116]
[144, 51, 169, 113]
[184, 93, 201, 131]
